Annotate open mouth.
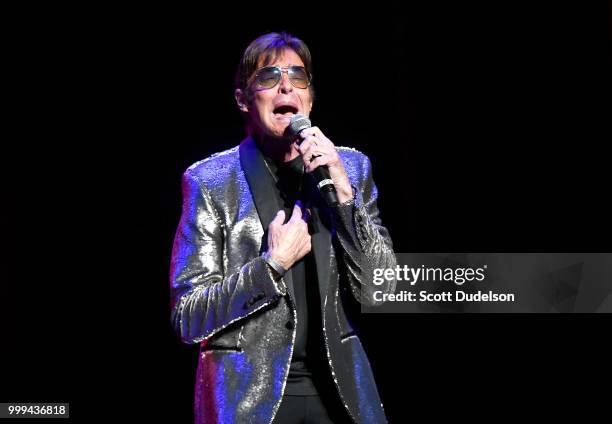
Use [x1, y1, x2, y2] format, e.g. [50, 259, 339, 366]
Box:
[273, 105, 298, 118]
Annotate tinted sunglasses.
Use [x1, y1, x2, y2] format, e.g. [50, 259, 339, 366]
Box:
[250, 65, 311, 90]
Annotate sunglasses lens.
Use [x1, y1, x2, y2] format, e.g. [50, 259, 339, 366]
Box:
[289, 67, 309, 88]
[253, 66, 310, 89]
[255, 67, 281, 88]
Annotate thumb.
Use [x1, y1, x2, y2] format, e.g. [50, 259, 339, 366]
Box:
[271, 209, 285, 226]
[289, 201, 304, 223]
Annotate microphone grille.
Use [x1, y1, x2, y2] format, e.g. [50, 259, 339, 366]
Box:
[287, 114, 311, 137]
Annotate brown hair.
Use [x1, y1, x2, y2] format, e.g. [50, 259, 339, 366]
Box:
[235, 32, 315, 105]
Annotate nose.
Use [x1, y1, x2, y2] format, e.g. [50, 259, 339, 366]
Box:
[278, 71, 293, 94]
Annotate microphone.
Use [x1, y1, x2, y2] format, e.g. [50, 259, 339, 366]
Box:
[287, 114, 339, 207]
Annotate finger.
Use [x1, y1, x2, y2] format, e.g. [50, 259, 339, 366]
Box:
[305, 155, 331, 172]
[302, 127, 331, 146]
[300, 127, 321, 139]
[270, 209, 285, 227]
[301, 235, 312, 254]
[296, 217, 310, 235]
[297, 230, 310, 248]
[301, 145, 324, 163]
[288, 201, 304, 223]
[297, 136, 317, 154]
[298, 128, 315, 139]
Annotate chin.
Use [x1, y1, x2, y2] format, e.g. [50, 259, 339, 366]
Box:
[254, 128, 287, 141]
[273, 133, 292, 142]
[266, 126, 290, 139]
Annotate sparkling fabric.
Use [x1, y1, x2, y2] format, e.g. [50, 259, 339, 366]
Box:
[170, 136, 396, 423]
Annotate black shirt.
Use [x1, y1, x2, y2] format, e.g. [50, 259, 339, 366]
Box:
[264, 153, 330, 396]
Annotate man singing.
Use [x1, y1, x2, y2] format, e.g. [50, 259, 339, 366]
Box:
[170, 31, 396, 424]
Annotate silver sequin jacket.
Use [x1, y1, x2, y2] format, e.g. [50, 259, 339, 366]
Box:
[170, 136, 397, 423]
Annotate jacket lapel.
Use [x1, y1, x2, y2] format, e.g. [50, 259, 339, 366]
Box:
[310, 204, 332, 306]
[239, 136, 295, 301]
[303, 177, 333, 306]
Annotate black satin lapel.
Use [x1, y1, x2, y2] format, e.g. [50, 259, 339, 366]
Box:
[310, 206, 332, 306]
[239, 137, 281, 232]
[239, 136, 294, 300]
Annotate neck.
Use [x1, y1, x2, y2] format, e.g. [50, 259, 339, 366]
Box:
[253, 132, 300, 163]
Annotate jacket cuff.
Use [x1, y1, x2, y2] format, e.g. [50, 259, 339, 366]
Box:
[262, 251, 287, 276]
[332, 185, 368, 252]
[243, 257, 287, 311]
[261, 255, 287, 295]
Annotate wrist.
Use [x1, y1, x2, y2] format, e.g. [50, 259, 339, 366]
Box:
[263, 251, 288, 277]
[336, 183, 354, 204]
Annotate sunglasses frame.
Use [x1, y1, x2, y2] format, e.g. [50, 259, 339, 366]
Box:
[249, 65, 312, 90]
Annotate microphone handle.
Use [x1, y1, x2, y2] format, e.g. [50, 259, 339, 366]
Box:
[295, 130, 339, 207]
[311, 166, 339, 207]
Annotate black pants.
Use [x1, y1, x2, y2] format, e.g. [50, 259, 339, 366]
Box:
[272, 394, 353, 424]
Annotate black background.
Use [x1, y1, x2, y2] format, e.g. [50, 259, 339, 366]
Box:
[2, 2, 611, 422]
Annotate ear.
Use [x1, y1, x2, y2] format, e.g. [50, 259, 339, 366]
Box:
[234, 89, 249, 113]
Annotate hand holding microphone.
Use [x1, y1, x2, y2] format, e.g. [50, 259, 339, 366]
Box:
[287, 115, 353, 207]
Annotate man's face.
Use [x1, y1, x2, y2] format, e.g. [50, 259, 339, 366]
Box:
[241, 49, 313, 139]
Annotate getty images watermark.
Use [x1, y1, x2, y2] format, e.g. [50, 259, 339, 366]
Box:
[364, 253, 612, 313]
[372, 264, 515, 303]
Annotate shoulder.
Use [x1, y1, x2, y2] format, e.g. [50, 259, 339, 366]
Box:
[337, 145, 368, 162]
[184, 145, 241, 185]
[336, 146, 373, 180]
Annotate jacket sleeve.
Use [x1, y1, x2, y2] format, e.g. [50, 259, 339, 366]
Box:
[332, 154, 397, 307]
[169, 169, 287, 344]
